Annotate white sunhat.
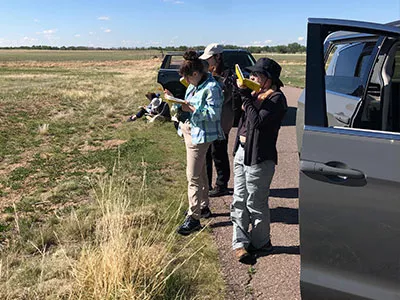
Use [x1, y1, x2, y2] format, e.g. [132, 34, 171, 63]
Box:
[199, 43, 224, 60]
[150, 97, 161, 110]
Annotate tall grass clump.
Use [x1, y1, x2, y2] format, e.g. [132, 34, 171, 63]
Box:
[71, 164, 204, 300]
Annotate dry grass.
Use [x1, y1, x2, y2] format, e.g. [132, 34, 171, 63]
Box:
[38, 124, 50, 135]
[0, 164, 209, 300]
[0, 53, 226, 300]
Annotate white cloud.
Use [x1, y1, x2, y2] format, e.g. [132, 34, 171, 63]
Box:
[98, 16, 110, 21]
[163, 0, 184, 4]
[104, 29, 111, 33]
[43, 29, 56, 35]
[34, 18, 40, 23]
[169, 36, 178, 44]
[75, 34, 81, 37]
[246, 40, 272, 47]
[23, 37, 38, 43]
[0, 36, 39, 46]
[36, 29, 58, 39]
[34, 29, 59, 44]
[298, 36, 304, 41]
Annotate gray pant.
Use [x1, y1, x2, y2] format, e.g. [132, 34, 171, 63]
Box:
[231, 146, 275, 250]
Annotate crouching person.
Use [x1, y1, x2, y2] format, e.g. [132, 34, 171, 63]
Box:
[166, 50, 224, 236]
[127, 92, 170, 122]
[231, 58, 287, 263]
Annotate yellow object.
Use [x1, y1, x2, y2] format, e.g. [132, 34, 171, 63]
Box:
[235, 64, 261, 92]
[180, 77, 189, 88]
[164, 94, 186, 104]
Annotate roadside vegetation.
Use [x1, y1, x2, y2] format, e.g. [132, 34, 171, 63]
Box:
[0, 51, 224, 299]
[254, 53, 306, 88]
[0, 50, 305, 299]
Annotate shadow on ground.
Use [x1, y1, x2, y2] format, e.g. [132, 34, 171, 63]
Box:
[270, 188, 298, 199]
[210, 206, 298, 228]
[255, 245, 300, 259]
[233, 245, 301, 265]
[270, 207, 298, 224]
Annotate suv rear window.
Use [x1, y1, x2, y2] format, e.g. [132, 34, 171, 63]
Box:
[325, 41, 375, 97]
[223, 52, 255, 70]
[167, 56, 184, 70]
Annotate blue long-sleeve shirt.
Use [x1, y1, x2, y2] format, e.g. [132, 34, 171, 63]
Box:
[179, 73, 225, 144]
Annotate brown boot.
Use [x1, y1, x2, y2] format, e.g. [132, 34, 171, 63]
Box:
[235, 248, 255, 265]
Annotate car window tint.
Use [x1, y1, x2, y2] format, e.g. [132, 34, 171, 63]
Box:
[388, 46, 400, 132]
[325, 42, 375, 97]
[223, 52, 254, 70]
[393, 48, 400, 81]
[354, 43, 400, 133]
[168, 56, 184, 69]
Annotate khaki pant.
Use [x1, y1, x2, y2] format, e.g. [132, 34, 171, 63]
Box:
[181, 122, 211, 220]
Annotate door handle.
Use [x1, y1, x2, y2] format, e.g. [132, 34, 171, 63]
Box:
[333, 113, 350, 125]
[301, 160, 365, 180]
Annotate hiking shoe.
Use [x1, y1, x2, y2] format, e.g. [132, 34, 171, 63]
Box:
[177, 216, 201, 236]
[209, 186, 230, 197]
[183, 206, 212, 219]
[200, 206, 212, 219]
[235, 248, 256, 265]
[248, 240, 273, 255]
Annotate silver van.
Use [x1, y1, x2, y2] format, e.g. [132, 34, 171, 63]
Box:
[297, 19, 400, 299]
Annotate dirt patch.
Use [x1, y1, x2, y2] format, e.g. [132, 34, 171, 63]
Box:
[0, 59, 161, 69]
[0, 162, 27, 176]
[79, 139, 127, 152]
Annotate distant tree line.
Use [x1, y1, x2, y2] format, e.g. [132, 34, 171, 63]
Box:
[0, 42, 306, 53]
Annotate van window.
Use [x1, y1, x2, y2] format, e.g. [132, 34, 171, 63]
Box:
[388, 46, 400, 132]
[325, 42, 375, 97]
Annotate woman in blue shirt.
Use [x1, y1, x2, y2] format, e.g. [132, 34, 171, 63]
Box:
[165, 50, 224, 235]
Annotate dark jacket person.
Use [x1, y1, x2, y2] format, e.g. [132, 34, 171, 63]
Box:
[231, 58, 287, 264]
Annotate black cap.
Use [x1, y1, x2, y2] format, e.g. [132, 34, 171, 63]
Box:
[245, 57, 284, 87]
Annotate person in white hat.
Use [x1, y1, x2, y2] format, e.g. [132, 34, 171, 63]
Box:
[200, 43, 237, 198]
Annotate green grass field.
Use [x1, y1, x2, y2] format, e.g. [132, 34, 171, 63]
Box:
[0, 51, 225, 299]
[0, 50, 305, 299]
[0, 49, 163, 62]
[253, 53, 305, 88]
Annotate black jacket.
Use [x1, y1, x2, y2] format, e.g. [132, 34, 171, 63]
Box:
[233, 88, 287, 166]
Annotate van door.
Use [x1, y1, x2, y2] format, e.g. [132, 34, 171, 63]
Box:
[300, 19, 400, 300]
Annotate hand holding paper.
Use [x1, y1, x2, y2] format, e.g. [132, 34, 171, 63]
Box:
[235, 64, 261, 92]
[164, 93, 186, 104]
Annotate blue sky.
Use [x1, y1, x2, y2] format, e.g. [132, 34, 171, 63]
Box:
[0, 0, 399, 48]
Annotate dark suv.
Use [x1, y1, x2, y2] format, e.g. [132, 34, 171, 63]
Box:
[297, 19, 400, 299]
[157, 49, 256, 99]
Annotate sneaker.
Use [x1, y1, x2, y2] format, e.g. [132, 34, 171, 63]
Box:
[127, 115, 137, 122]
[200, 206, 212, 219]
[235, 248, 256, 265]
[248, 240, 273, 255]
[209, 186, 230, 197]
[177, 216, 201, 236]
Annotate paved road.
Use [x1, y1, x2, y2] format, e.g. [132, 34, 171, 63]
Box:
[209, 86, 303, 299]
